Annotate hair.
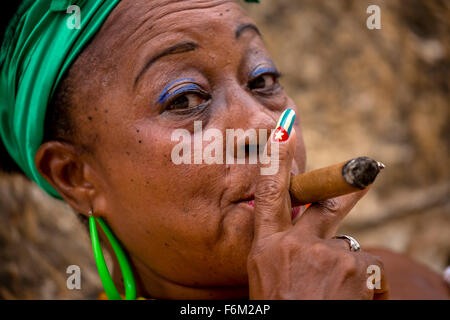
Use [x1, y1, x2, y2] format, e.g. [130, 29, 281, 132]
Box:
[0, 1, 88, 228]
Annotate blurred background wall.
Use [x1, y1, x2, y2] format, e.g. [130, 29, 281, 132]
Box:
[1, 0, 449, 299]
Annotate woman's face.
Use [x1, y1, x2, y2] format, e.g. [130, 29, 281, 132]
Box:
[49, 0, 306, 297]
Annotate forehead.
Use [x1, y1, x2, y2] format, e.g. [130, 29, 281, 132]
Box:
[86, 0, 257, 91]
[102, 0, 250, 48]
[72, 0, 259, 111]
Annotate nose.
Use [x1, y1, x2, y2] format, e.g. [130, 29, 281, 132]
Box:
[220, 83, 284, 161]
[225, 85, 279, 130]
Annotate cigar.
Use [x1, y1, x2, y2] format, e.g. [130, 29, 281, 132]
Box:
[290, 157, 385, 206]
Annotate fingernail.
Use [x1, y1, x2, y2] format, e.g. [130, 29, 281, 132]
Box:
[273, 108, 296, 142]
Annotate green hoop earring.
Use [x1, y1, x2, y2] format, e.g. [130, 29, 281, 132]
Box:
[89, 211, 136, 300]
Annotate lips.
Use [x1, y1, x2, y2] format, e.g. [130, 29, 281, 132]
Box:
[246, 199, 255, 207]
[291, 205, 302, 220]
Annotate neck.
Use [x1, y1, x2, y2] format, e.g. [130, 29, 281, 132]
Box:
[112, 255, 249, 300]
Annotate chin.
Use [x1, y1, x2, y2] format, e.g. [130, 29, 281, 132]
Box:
[212, 203, 255, 280]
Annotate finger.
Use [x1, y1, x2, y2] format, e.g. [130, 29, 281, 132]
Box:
[295, 187, 370, 239]
[254, 108, 296, 240]
[325, 240, 390, 299]
[360, 251, 390, 298]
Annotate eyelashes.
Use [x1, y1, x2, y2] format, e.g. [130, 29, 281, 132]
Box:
[157, 65, 281, 111]
[158, 78, 211, 114]
[158, 66, 279, 101]
[159, 83, 202, 104]
[158, 78, 195, 103]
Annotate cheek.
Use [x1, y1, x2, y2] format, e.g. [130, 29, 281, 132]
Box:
[96, 125, 251, 283]
[99, 125, 227, 244]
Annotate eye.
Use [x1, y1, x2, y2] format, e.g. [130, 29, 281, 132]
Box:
[249, 74, 277, 90]
[248, 69, 281, 92]
[159, 81, 211, 112]
[167, 92, 209, 111]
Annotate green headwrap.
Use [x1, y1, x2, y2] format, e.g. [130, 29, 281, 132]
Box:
[0, 0, 121, 198]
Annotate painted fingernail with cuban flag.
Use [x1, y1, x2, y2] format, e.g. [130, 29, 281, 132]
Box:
[273, 108, 296, 142]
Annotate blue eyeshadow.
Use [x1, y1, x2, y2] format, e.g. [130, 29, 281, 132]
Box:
[251, 67, 278, 78]
[158, 78, 195, 103]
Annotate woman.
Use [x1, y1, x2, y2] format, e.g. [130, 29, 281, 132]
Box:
[1, 0, 448, 300]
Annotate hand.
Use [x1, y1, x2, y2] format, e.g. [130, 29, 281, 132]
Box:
[248, 128, 389, 299]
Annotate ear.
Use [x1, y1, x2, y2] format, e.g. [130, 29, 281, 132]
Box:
[35, 141, 106, 216]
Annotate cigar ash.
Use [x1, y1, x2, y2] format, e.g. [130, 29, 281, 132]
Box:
[342, 157, 382, 189]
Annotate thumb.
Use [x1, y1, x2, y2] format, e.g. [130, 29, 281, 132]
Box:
[254, 108, 296, 240]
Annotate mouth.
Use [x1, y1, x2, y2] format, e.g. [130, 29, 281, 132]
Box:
[235, 195, 303, 220]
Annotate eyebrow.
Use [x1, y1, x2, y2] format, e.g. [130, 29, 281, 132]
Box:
[134, 41, 199, 88]
[235, 23, 261, 39]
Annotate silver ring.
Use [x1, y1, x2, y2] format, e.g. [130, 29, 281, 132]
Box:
[333, 234, 361, 252]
